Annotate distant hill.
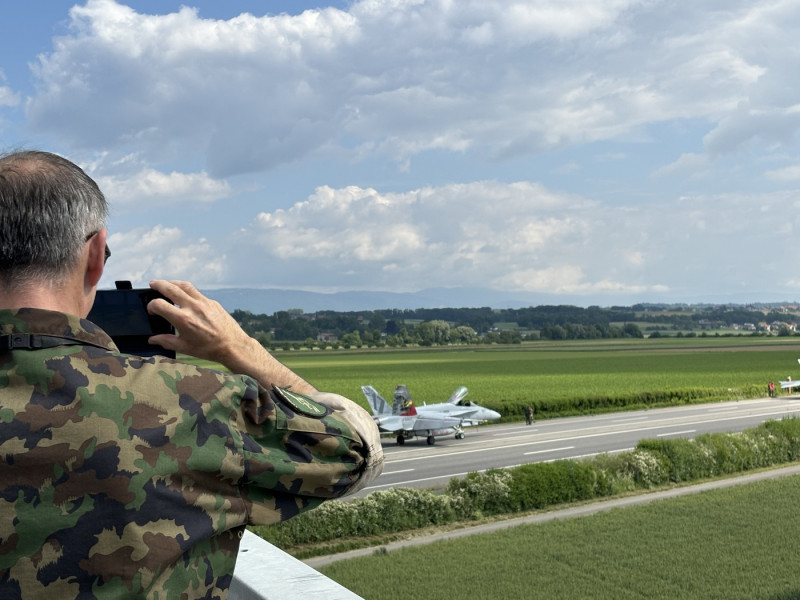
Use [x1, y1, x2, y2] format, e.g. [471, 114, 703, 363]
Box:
[202, 287, 797, 315]
[203, 287, 549, 314]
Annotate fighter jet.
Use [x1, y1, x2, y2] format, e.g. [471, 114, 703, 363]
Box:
[361, 384, 501, 445]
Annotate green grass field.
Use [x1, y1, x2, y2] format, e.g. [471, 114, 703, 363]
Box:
[255, 338, 800, 596]
[270, 337, 800, 419]
[319, 474, 800, 599]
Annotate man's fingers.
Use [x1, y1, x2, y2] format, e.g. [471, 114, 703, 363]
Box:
[148, 333, 180, 352]
[149, 279, 191, 306]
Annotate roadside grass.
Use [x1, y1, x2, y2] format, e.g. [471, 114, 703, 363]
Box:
[319, 474, 800, 600]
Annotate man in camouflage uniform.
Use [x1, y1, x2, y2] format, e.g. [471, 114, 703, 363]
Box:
[0, 150, 383, 598]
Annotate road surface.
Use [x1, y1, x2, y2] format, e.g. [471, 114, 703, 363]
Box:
[356, 396, 800, 498]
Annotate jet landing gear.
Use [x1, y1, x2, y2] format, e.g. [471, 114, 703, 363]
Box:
[426, 434, 435, 445]
[396, 434, 405, 446]
[454, 426, 465, 440]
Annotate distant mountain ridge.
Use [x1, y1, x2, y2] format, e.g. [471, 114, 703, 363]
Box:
[204, 287, 542, 314]
[202, 287, 796, 315]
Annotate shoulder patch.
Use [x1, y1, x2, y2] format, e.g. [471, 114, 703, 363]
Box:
[274, 386, 328, 418]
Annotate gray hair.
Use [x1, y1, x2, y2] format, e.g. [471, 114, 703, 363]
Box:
[0, 150, 108, 292]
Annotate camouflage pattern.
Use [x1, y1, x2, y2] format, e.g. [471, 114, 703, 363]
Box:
[0, 307, 370, 599]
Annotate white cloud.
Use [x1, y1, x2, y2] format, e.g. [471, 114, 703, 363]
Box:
[240, 181, 594, 291]
[94, 176, 800, 301]
[221, 180, 790, 296]
[0, 69, 20, 131]
[492, 265, 655, 295]
[654, 153, 710, 179]
[102, 225, 226, 287]
[24, 0, 800, 178]
[0, 86, 19, 108]
[95, 168, 230, 205]
[765, 164, 800, 182]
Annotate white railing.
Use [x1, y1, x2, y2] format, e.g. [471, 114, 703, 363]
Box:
[229, 530, 363, 600]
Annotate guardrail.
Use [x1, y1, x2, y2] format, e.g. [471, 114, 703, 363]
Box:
[229, 530, 363, 600]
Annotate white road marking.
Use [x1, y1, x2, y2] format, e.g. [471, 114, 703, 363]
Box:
[524, 446, 575, 456]
[382, 469, 415, 475]
[493, 429, 540, 437]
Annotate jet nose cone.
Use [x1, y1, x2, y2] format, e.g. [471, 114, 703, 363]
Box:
[487, 409, 501, 420]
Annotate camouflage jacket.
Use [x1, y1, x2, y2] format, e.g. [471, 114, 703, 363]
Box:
[0, 308, 372, 599]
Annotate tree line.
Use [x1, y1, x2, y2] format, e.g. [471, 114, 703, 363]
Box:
[228, 302, 798, 349]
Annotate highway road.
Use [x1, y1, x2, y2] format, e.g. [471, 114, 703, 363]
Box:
[356, 397, 800, 498]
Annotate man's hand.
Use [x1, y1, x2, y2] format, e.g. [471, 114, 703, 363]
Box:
[147, 279, 384, 491]
[146, 280, 315, 393]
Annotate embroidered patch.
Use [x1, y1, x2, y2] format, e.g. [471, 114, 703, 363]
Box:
[274, 386, 328, 418]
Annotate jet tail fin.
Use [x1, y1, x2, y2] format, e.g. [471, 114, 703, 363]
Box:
[361, 385, 392, 416]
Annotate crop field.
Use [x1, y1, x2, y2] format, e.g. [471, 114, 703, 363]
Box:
[272, 337, 800, 419]
[319, 474, 800, 599]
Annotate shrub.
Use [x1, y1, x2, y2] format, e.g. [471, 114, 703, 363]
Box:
[508, 460, 599, 511]
[447, 469, 513, 517]
[761, 417, 800, 461]
[584, 452, 637, 495]
[612, 449, 670, 489]
[636, 437, 716, 482]
[255, 487, 456, 548]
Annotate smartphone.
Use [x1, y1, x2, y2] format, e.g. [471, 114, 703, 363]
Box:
[87, 282, 175, 358]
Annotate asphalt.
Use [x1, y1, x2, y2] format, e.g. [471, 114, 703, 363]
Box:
[303, 463, 800, 569]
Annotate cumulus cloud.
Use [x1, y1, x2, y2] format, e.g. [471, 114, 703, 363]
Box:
[25, 0, 799, 178]
[102, 225, 226, 287]
[217, 182, 634, 293]
[96, 168, 230, 205]
[96, 177, 800, 301]
[222, 181, 797, 297]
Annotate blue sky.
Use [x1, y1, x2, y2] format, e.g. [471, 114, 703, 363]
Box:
[2, 0, 800, 306]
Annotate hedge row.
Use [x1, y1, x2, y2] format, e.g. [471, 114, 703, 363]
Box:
[252, 417, 800, 551]
[503, 384, 768, 421]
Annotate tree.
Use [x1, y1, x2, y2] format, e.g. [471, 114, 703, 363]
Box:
[623, 323, 643, 338]
[498, 330, 522, 344]
[385, 319, 402, 335]
[340, 330, 362, 349]
[451, 325, 478, 344]
[415, 320, 451, 346]
[368, 311, 386, 333]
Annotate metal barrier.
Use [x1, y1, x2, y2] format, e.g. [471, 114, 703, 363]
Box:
[229, 530, 363, 600]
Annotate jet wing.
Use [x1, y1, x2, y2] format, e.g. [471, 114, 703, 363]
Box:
[373, 414, 463, 434]
[411, 415, 464, 431]
[371, 415, 412, 433]
[780, 380, 800, 390]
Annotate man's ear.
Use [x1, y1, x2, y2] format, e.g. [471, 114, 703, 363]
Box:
[85, 228, 107, 290]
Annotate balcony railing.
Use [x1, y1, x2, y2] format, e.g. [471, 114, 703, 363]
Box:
[229, 530, 363, 600]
